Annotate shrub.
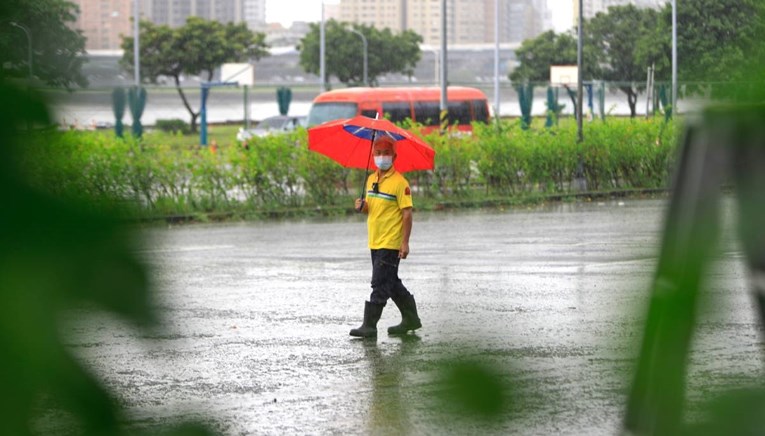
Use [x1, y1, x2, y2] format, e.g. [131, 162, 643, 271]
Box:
[154, 119, 190, 135]
[20, 117, 681, 219]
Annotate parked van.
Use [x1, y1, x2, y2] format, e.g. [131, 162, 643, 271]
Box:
[307, 86, 490, 133]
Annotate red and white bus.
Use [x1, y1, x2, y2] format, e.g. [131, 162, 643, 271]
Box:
[307, 86, 490, 133]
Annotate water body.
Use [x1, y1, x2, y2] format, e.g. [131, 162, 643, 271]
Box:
[61, 198, 762, 435]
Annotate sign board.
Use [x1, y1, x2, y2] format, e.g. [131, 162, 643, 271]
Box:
[221, 63, 254, 86]
[550, 65, 578, 86]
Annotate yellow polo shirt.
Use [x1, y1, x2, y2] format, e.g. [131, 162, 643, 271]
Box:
[365, 170, 413, 250]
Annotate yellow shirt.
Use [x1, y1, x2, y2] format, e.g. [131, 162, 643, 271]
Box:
[365, 170, 413, 250]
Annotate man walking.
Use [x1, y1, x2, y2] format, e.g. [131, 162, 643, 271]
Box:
[350, 135, 422, 338]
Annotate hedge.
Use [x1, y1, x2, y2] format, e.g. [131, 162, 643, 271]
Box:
[21, 118, 680, 220]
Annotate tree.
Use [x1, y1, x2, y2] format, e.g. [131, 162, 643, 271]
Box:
[637, 0, 763, 98]
[0, 0, 87, 88]
[510, 31, 574, 83]
[673, 0, 760, 84]
[121, 17, 269, 132]
[509, 30, 600, 120]
[588, 5, 661, 117]
[509, 30, 600, 84]
[297, 20, 422, 87]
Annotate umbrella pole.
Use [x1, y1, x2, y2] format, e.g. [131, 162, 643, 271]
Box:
[357, 130, 378, 212]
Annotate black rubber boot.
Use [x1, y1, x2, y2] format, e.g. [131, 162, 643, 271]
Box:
[387, 294, 422, 335]
[349, 301, 384, 338]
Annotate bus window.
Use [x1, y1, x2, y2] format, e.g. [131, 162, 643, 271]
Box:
[413, 101, 440, 126]
[382, 102, 413, 123]
[309, 86, 491, 131]
[307, 102, 358, 126]
[447, 101, 472, 125]
[361, 109, 378, 118]
[472, 99, 490, 123]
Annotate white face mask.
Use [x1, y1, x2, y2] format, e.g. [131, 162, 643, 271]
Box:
[374, 155, 393, 171]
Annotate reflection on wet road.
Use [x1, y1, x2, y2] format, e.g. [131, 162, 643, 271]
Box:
[63, 198, 762, 435]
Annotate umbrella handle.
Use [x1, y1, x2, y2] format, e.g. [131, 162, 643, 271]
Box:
[357, 129, 377, 213]
[357, 169, 369, 213]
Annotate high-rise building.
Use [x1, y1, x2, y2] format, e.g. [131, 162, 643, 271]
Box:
[573, 0, 667, 25]
[452, 0, 486, 44]
[244, 0, 267, 29]
[336, 0, 551, 45]
[502, 0, 550, 43]
[144, 0, 245, 27]
[404, 0, 452, 45]
[572, 0, 604, 22]
[73, 0, 145, 50]
[337, 0, 406, 33]
[323, 2, 343, 22]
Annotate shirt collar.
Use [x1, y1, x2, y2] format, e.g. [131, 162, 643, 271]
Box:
[375, 168, 397, 182]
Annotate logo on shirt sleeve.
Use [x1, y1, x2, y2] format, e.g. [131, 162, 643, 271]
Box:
[404, 186, 411, 196]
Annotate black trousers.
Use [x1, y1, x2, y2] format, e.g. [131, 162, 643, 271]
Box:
[369, 249, 411, 305]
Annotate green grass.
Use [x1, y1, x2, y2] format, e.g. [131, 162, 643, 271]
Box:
[117, 124, 243, 149]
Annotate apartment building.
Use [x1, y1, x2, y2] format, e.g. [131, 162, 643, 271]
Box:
[323, 1, 344, 21]
[145, 0, 244, 27]
[73, 0, 142, 50]
[573, 0, 667, 24]
[336, 0, 551, 45]
[244, 0, 267, 29]
[336, 0, 405, 31]
[405, 0, 451, 45]
[504, 0, 550, 43]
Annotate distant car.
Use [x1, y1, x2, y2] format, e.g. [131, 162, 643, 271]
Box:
[237, 115, 306, 142]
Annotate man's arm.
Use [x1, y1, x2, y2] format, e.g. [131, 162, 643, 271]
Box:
[399, 207, 412, 259]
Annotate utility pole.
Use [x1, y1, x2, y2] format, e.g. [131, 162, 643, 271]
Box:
[320, 1, 326, 92]
[671, 0, 677, 117]
[133, 0, 140, 86]
[9, 22, 32, 81]
[576, 0, 584, 142]
[493, 0, 500, 123]
[349, 28, 368, 86]
[439, 0, 448, 132]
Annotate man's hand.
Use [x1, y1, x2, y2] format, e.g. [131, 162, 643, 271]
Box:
[399, 242, 409, 259]
[399, 207, 412, 259]
[355, 198, 367, 213]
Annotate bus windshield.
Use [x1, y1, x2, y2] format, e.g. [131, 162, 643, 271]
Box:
[307, 102, 358, 126]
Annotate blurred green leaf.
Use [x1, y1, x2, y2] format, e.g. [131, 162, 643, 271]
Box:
[434, 358, 511, 420]
[0, 76, 212, 434]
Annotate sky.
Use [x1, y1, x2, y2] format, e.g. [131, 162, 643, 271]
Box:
[265, 0, 574, 33]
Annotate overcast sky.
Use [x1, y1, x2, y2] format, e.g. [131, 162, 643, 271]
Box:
[265, 0, 326, 27]
[265, 0, 574, 33]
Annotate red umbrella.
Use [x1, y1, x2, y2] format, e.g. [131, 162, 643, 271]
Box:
[307, 115, 435, 173]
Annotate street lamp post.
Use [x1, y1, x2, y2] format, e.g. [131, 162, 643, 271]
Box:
[439, 0, 448, 126]
[576, 0, 584, 142]
[133, 0, 140, 86]
[349, 28, 368, 86]
[10, 22, 32, 80]
[320, 1, 326, 92]
[432, 49, 439, 84]
[493, 0, 500, 123]
[671, 0, 677, 116]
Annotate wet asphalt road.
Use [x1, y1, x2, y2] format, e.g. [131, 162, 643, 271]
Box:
[63, 198, 764, 435]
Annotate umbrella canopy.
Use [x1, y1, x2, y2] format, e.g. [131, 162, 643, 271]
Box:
[307, 116, 435, 173]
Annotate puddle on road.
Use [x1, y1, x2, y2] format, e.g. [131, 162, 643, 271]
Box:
[58, 199, 763, 435]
